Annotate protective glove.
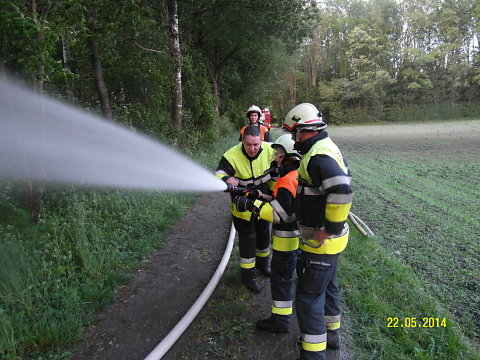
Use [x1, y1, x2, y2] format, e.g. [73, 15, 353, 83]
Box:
[247, 189, 261, 200]
[270, 161, 279, 178]
[234, 196, 254, 212]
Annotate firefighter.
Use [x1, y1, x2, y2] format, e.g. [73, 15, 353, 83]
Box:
[283, 103, 353, 360]
[239, 105, 272, 142]
[215, 125, 275, 293]
[234, 134, 301, 333]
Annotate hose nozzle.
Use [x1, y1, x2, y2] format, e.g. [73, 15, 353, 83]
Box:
[224, 183, 250, 196]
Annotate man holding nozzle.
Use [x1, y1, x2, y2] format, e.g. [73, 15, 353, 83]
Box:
[215, 125, 275, 293]
[234, 134, 301, 333]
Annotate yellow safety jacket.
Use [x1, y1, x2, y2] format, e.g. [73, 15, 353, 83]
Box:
[216, 142, 274, 221]
[296, 136, 352, 255]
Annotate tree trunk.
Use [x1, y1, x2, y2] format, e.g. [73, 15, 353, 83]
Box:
[166, 0, 183, 131]
[87, 30, 112, 119]
[0, 55, 5, 77]
[61, 33, 75, 103]
[290, 75, 297, 105]
[30, 0, 45, 225]
[211, 71, 220, 114]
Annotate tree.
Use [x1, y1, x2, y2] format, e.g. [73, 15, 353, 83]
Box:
[166, 0, 183, 131]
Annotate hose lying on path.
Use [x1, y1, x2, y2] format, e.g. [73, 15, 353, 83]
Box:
[348, 212, 375, 237]
[144, 212, 371, 359]
[144, 222, 236, 360]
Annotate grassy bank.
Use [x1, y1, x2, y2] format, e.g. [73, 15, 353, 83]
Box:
[0, 132, 239, 360]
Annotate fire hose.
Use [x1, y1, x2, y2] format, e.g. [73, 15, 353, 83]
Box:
[144, 222, 236, 360]
[348, 211, 374, 237]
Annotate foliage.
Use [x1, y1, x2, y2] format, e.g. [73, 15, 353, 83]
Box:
[280, 0, 480, 122]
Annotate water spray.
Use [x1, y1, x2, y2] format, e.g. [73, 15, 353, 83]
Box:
[0, 78, 226, 192]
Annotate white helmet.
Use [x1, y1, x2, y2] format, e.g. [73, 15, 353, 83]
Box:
[272, 134, 301, 171]
[246, 105, 262, 120]
[283, 103, 326, 132]
[272, 134, 296, 155]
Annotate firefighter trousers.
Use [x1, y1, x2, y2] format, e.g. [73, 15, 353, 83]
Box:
[232, 215, 271, 270]
[269, 248, 299, 327]
[295, 251, 341, 360]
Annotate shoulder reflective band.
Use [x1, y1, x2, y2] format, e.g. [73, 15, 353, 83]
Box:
[327, 193, 353, 204]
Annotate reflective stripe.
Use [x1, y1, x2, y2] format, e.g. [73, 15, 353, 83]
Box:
[326, 322, 340, 330]
[273, 300, 293, 308]
[240, 257, 255, 269]
[256, 247, 270, 257]
[270, 199, 296, 223]
[273, 229, 300, 238]
[302, 333, 327, 352]
[322, 175, 351, 190]
[327, 193, 353, 204]
[325, 315, 341, 330]
[272, 235, 299, 252]
[215, 170, 228, 177]
[273, 211, 281, 224]
[272, 300, 293, 315]
[297, 185, 325, 196]
[325, 315, 341, 323]
[237, 173, 272, 187]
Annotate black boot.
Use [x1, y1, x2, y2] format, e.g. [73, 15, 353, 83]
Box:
[256, 256, 271, 277]
[256, 314, 290, 333]
[241, 268, 261, 293]
[327, 329, 340, 349]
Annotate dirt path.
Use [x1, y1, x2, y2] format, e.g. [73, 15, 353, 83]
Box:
[68, 192, 232, 360]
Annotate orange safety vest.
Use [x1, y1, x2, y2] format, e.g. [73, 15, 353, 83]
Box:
[273, 170, 298, 198]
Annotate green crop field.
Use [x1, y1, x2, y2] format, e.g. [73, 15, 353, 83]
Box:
[327, 120, 480, 359]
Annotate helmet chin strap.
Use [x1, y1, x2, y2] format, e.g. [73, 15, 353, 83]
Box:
[294, 130, 302, 142]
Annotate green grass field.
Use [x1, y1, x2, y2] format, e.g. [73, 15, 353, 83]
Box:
[329, 121, 480, 358]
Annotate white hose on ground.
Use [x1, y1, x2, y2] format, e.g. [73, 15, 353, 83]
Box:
[348, 212, 375, 237]
[144, 222, 236, 360]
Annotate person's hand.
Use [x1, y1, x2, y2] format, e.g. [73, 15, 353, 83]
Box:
[247, 189, 261, 200]
[313, 228, 331, 247]
[234, 196, 254, 212]
[226, 177, 239, 187]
